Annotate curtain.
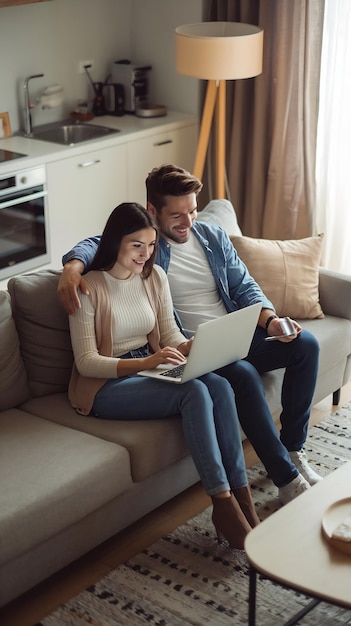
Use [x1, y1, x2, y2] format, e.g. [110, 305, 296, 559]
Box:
[206, 0, 324, 240]
[316, 0, 351, 273]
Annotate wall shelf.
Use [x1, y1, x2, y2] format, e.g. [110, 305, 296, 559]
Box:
[0, 1, 51, 7]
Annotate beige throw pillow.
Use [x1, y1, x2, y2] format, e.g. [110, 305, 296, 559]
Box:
[230, 234, 324, 319]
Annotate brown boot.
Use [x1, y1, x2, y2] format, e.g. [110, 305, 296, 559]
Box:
[211, 494, 252, 550]
[232, 485, 260, 528]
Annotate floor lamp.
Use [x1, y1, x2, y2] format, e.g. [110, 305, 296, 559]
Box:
[175, 22, 263, 199]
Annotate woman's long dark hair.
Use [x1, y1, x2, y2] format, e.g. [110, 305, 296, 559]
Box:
[89, 202, 158, 278]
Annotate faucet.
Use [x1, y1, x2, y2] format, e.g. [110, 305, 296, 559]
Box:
[23, 74, 44, 136]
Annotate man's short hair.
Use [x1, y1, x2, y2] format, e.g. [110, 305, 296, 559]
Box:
[146, 164, 203, 211]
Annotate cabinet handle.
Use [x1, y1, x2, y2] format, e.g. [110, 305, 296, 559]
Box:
[154, 140, 173, 146]
[78, 159, 101, 168]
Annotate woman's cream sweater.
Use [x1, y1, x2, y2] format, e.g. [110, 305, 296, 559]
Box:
[68, 265, 186, 415]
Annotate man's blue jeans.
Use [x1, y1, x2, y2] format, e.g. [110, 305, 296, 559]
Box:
[92, 347, 248, 496]
[216, 327, 320, 488]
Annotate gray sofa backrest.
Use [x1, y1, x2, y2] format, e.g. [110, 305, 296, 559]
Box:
[7, 270, 73, 399]
[0, 290, 29, 411]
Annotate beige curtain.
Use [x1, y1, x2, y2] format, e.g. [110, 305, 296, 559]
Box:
[206, 0, 324, 239]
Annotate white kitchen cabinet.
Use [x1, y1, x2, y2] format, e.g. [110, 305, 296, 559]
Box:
[127, 124, 197, 204]
[0, 112, 197, 287]
[46, 143, 127, 268]
[46, 118, 197, 268]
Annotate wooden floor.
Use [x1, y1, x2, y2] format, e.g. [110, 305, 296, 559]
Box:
[2, 382, 351, 626]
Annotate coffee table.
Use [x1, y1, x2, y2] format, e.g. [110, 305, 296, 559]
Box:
[245, 461, 351, 626]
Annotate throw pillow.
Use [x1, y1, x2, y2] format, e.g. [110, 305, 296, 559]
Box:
[0, 291, 29, 410]
[199, 199, 242, 236]
[230, 234, 324, 319]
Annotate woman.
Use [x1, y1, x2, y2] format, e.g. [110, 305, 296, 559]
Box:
[68, 202, 260, 550]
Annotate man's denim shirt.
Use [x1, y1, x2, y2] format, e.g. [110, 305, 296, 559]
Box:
[62, 221, 273, 331]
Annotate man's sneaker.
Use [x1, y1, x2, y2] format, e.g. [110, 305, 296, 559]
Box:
[289, 449, 323, 485]
[279, 473, 310, 505]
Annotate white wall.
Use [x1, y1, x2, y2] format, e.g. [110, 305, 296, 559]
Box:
[130, 0, 204, 113]
[0, 0, 203, 134]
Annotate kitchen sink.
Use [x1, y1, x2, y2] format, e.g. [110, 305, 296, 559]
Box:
[20, 121, 120, 145]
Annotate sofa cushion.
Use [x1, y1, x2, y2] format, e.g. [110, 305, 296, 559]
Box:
[0, 409, 132, 567]
[260, 314, 351, 417]
[230, 234, 324, 319]
[21, 393, 189, 483]
[199, 199, 242, 236]
[0, 291, 29, 410]
[8, 270, 72, 397]
[299, 314, 351, 403]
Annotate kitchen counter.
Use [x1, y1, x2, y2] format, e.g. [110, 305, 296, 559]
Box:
[0, 110, 197, 176]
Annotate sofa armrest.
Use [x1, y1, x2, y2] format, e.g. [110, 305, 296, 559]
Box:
[319, 267, 351, 320]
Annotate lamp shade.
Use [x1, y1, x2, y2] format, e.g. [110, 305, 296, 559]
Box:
[176, 22, 263, 81]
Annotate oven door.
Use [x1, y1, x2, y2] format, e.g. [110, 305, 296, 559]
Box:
[0, 183, 50, 281]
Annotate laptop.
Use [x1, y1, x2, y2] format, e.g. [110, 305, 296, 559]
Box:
[137, 302, 262, 384]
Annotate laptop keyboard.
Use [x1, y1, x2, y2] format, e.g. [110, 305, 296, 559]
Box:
[159, 363, 185, 378]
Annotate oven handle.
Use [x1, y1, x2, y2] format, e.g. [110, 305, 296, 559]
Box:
[0, 190, 48, 210]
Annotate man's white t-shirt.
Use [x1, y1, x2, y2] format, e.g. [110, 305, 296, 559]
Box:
[166, 232, 227, 334]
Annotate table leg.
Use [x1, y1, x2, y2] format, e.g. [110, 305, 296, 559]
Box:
[248, 565, 257, 626]
[283, 598, 320, 626]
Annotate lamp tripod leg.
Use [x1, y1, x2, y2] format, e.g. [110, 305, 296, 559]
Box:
[216, 80, 226, 199]
[193, 80, 217, 181]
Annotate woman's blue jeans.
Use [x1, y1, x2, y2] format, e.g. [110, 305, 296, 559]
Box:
[92, 347, 248, 496]
[216, 327, 320, 488]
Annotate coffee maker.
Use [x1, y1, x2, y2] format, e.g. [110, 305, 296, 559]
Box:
[92, 82, 106, 116]
[111, 60, 151, 113]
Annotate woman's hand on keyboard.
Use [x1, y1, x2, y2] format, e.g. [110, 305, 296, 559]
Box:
[143, 347, 186, 370]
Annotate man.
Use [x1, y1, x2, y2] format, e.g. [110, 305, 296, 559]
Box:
[58, 164, 322, 504]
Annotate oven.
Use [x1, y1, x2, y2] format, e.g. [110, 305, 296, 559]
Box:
[0, 165, 50, 282]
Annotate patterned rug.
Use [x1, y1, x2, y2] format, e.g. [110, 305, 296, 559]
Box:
[37, 404, 351, 626]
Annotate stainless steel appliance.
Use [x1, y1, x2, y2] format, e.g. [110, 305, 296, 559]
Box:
[111, 60, 151, 113]
[104, 83, 125, 116]
[0, 165, 50, 281]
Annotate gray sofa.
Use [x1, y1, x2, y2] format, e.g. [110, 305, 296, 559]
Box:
[1, 205, 351, 607]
